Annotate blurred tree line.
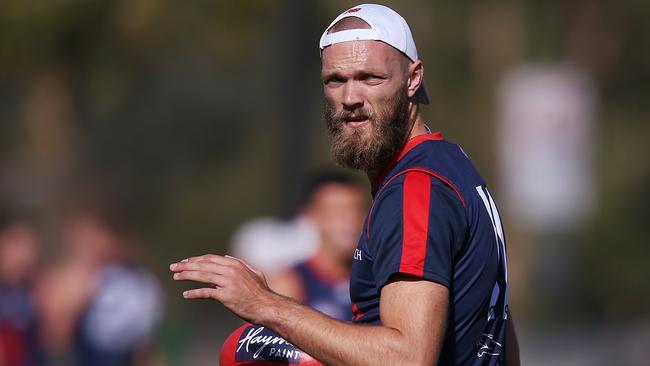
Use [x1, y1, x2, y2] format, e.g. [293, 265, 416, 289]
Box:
[0, 0, 648, 337]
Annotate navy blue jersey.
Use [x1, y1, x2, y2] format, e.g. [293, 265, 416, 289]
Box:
[292, 260, 352, 321]
[350, 132, 510, 365]
[0, 281, 44, 366]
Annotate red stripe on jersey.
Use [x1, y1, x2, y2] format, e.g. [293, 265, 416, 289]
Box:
[352, 302, 365, 321]
[400, 172, 431, 277]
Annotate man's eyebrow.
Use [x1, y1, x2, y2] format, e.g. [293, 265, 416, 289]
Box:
[356, 70, 388, 78]
[322, 70, 345, 80]
[323, 69, 388, 80]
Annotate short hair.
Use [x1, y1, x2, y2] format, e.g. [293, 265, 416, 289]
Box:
[0, 211, 9, 232]
[0, 208, 30, 233]
[298, 171, 361, 208]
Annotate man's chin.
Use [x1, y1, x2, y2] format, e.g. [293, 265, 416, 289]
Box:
[341, 126, 374, 144]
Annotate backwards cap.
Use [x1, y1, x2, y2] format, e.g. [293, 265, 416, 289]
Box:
[319, 4, 429, 104]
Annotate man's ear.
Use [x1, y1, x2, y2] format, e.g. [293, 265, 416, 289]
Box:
[406, 60, 424, 99]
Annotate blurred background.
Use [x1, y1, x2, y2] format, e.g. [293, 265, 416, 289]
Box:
[0, 0, 649, 365]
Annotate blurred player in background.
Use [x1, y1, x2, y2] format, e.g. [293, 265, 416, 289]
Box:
[172, 4, 519, 365]
[37, 207, 162, 366]
[268, 172, 365, 321]
[220, 173, 364, 365]
[0, 215, 44, 366]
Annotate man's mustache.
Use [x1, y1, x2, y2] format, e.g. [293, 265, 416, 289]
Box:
[332, 109, 374, 124]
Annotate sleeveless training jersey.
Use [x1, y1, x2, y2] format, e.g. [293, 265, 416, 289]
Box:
[350, 132, 510, 365]
[293, 260, 352, 321]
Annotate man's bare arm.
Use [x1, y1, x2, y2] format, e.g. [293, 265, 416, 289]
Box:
[265, 275, 448, 366]
[171, 255, 448, 366]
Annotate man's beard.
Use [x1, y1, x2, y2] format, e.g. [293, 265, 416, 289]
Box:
[324, 86, 411, 173]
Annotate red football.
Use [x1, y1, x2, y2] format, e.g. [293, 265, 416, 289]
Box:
[220, 323, 324, 366]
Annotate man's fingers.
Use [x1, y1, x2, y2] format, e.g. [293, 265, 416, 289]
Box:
[186, 254, 223, 263]
[170, 260, 228, 274]
[173, 270, 226, 287]
[170, 254, 238, 270]
[182, 287, 220, 300]
[188, 254, 239, 264]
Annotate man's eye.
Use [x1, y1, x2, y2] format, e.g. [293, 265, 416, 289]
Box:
[325, 77, 344, 84]
[362, 75, 383, 83]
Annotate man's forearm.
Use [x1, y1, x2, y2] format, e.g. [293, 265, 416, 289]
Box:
[262, 296, 410, 366]
[260, 293, 430, 366]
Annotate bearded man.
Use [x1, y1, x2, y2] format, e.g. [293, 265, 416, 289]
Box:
[171, 4, 520, 366]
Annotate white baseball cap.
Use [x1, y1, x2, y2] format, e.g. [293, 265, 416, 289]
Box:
[319, 4, 429, 104]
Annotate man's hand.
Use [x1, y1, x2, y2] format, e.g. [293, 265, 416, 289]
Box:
[170, 254, 277, 324]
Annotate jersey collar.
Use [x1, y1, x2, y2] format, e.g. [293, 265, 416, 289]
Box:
[371, 132, 443, 194]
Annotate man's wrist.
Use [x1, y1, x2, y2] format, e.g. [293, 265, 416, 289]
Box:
[256, 291, 303, 331]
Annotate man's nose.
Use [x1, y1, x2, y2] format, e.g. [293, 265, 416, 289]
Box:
[342, 82, 363, 110]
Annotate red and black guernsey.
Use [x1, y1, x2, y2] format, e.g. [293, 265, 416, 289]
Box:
[350, 132, 510, 366]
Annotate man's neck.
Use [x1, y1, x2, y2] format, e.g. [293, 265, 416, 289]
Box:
[409, 114, 428, 139]
[407, 102, 428, 139]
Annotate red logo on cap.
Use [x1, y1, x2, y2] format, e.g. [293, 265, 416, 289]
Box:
[346, 7, 361, 13]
